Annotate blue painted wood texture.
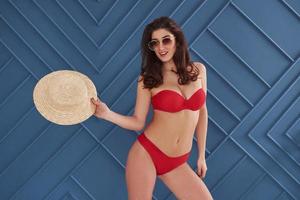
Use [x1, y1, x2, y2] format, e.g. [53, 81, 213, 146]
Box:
[0, 0, 299, 199]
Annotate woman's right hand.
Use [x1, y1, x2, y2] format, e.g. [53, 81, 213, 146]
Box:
[90, 97, 111, 119]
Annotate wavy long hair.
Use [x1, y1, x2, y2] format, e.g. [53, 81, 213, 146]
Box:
[138, 16, 199, 89]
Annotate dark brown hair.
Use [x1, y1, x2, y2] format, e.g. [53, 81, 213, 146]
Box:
[138, 16, 199, 89]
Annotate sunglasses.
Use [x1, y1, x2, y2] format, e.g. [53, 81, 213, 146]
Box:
[147, 35, 176, 51]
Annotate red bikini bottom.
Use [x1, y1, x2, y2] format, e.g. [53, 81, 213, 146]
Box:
[137, 132, 191, 175]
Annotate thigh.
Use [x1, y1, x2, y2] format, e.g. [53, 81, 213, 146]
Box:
[158, 162, 213, 200]
[125, 140, 157, 200]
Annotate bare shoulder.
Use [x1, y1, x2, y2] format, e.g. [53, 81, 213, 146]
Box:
[192, 62, 206, 79]
[138, 74, 143, 82]
[137, 75, 145, 86]
[137, 75, 151, 93]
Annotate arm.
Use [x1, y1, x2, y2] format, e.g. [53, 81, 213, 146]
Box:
[190, 62, 209, 178]
[194, 62, 208, 160]
[92, 75, 151, 132]
[196, 105, 208, 160]
[103, 111, 143, 131]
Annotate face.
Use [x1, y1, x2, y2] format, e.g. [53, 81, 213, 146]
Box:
[149, 29, 176, 63]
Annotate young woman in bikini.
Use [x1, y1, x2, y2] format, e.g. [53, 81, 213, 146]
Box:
[91, 16, 213, 200]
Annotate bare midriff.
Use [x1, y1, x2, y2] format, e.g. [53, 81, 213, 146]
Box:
[143, 109, 199, 157]
[142, 71, 203, 158]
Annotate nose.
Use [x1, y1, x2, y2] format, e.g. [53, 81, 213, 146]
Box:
[158, 42, 165, 51]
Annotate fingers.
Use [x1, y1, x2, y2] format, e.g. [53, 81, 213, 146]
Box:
[91, 97, 101, 105]
[197, 168, 201, 177]
[201, 167, 206, 178]
[197, 166, 206, 179]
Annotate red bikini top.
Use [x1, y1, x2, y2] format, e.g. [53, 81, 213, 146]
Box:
[151, 88, 206, 113]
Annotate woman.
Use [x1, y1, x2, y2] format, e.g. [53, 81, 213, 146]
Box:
[91, 16, 213, 200]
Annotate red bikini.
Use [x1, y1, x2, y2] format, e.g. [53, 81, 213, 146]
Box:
[151, 88, 206, 112]
[137, 87, 206, 175]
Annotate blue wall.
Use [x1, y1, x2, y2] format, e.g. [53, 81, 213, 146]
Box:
[0, 0, 299, 199]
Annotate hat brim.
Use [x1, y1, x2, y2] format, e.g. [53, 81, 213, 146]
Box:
[33, 70, 97, 125]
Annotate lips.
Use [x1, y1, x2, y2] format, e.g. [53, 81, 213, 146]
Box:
[159, 51, 168, 57]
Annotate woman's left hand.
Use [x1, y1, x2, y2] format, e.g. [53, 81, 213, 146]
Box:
[196, 157, 207, 179]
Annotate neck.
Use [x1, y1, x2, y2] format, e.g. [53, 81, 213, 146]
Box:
[162, 59, 176, 71]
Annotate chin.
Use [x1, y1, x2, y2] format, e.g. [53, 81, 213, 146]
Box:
[159, 56, 173, 63]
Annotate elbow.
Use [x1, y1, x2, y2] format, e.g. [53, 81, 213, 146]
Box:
[135, 123, 144, 132]
[134, 117, 145, 131]
[136, 125, 144, 132]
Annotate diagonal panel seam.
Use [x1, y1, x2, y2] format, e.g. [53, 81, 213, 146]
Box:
[280, 0, 300, 18]
[96, 53, 140, 107]
[81, 119, 134, 170]
[95, 0, 119, 26]
[207, 115, 229, 137]
[29, 0, 100, 73]
[0, 56, 13, 74]
[81, 74, 139, 144]
[65, 147, 159, 200]
[100, 103, 138, 143]
[0, 106, 35, 145]
[79, 123, 101, 144]
[96, 0, 119, 26]
[95, 0, 143, 49]
[249, 132, 300, 185]
[189, 0, 231, 47]
[0, 118, 51, 178]
[234, 57, 300, 140]
[0, 74, 31, 110]
[285, 117, 300, 148]
[202, 115, 233, 162]
[9, 0, 79, 72]
[77, 0, 119, 26]
[230, 1, 294, 62]
[192, 50, 244, 121]
[211, 155, 248, 192]
[232, 58, 300, 142]
[206, 85, 241, 122]
[267, 96, 300, 166]
[168, 0, 188, 18]
[207, 27, 271, 89]
[96, 0, 189, 141]
[54, 0, 109, 68]
[193, 33, 300, 200]
[52, 0, 100, 48]
[206, 64, 299, 198]
[209, 59, 300, 198]
[198, 116, 228, 157]
[70, 175, 96, 200]
[68, 193, 79, 200]
[0, 38, 39, 80]
[223, 62, 300, 185]
[181, 0, 217, 29]
[3, 2, 56, 71]
[192, 47, 255, 107]
[229, 137, 297, 200]
[98, 0, 185, 100]
[96, 0, 165, 75]
[275, 190, 288, 200]
[28, 0, 98, 71]
[238, 173, 267, 200]
[248, 73, 300, 155]
[42, 145, 99, 200]
[9, 126, 84, 200]
[247, 72, 300, 147]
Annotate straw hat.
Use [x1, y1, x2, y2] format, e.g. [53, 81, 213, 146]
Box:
[33, 70, 97, 125]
